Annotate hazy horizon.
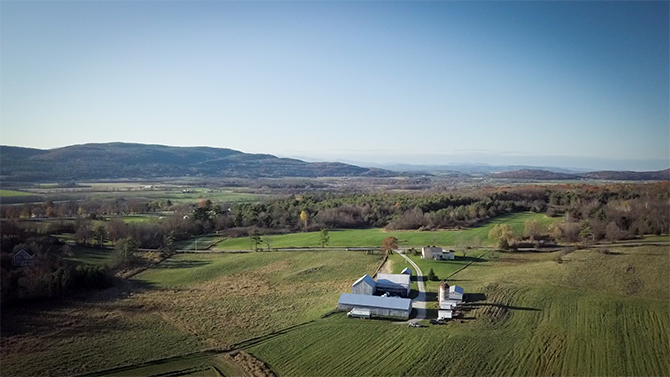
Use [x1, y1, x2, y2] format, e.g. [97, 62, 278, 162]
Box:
[1, 140, 667, 172]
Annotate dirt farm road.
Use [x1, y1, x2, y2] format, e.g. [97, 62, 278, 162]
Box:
[398, 251, 427, 322]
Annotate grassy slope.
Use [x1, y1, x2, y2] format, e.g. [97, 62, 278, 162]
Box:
[248, 245, 670, 377]
[65, 245, 114, 266]
[215, 212, 559, 250]
[134, 251, 383, 346]
[1, 251, 382, 376]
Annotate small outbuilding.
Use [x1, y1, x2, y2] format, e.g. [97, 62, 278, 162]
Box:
[449, 285, 464, 301]
[338, 293, 412, 320]
[376, 273, 411, 297]
[351, 274, 376, 295]
[401, 267, 412, 276]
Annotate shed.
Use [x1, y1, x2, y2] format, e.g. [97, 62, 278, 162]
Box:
[449, 285, 464, 301]
[376, 273, 411, 297]
[12, 249, 34, 267]
[351, 274, 376, 295]
[401, 267, 412, 276]
[338, 293, 412, 320]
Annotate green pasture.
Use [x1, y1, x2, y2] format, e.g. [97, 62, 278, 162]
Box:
[248, 245, 670, 377]
[133, 250, 382, 345]
[214, 212, 559, 250]
[0, 189, 35, 197]
[65, 245, 114, 266]
[85, 189, 261, 203]
[172, 235, 223, 250]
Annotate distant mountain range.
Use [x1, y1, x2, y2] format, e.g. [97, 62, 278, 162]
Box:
[493, 169, 670, 181]
[0, 143, 394, 182]
[1, 143, 668, 182]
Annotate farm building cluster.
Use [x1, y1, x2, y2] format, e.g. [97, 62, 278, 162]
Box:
[438, 282, 464, 320]
[338, 271, 413, 320]
[422, 246, 455, 260]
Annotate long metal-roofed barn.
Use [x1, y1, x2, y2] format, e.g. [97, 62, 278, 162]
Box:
[338, 293, 412, 320]
[375, 273, 411, 297]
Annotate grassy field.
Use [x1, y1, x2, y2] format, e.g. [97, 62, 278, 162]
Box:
[65, 245, 115, 266]
[214, 212, 559, 250]
[0, 189, 35, 197]
[134, 251, 382, 346]
[3, 211, 668, 376]
[248, 245, 670, 376]
[172, 235, 224, 250]
[0, 250, 382, 376]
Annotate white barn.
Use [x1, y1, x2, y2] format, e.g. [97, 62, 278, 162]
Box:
[376, 273, 411, 297]
[338, 293, 412, 320]
[351, 274, 376, 295]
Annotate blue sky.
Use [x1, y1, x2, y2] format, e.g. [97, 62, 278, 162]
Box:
[1, 1, 668, 170]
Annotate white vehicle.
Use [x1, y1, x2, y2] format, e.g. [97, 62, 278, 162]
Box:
[347, 308, 371, 319]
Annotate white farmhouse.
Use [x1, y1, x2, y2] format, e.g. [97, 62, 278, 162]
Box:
[421, 246, 455, 260]
[421, 246, 442, 259]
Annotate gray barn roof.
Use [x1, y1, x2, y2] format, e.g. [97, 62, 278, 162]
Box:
[376, 273, 411, 289]
[338, 293, 412, 311]
[352, 274, 376, 288]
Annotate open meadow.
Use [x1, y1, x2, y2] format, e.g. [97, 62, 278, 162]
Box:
[247, 245, 670, 377]
[0, 250, 382, 376]
[213, 212, 559, 250]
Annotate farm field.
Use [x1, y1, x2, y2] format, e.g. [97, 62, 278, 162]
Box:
[0, 250, 382, 376]
[214, 212, 559, 250]
[389, 252, 491, 293]
[65, 245, 114, 266]
[2, 184, 266, 204]
[3, 211, 668, 376]
[0, 189, 35, 197]
[248, 245, 670, 377]
[172, 234, 225, 250]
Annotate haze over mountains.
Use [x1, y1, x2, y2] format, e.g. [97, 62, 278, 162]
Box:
[0, 143, 392, 182]
[0, 143, 668, 182]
